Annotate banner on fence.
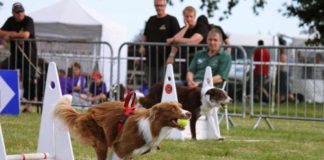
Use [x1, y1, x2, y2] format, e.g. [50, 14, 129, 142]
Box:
[0, 70, 20, 115]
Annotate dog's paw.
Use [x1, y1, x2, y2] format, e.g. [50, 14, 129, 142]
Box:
[216, 137, 225, 141]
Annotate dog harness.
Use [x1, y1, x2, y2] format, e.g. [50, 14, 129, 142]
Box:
[117, 91, 137, 131]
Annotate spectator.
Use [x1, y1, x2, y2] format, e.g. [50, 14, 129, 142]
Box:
[87, 71, 107, 104]
[276, 51, 295, 102]
[167, 6, 208, 45]
[58, 69, 67, 95]
[66, 62, 88, 106]
[140, 0, 180, 86]
[197, 15, 232, 55]
[0, 2, 38, 113]
[253, 40, 270, 102]
[166, 6, 209, 80]
[66, 62, 87, 94]
[186, 28, 232, 88]
[197, 15, 230, 46]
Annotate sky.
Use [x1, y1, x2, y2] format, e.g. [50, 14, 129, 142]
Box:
[0, 0, 307, 42]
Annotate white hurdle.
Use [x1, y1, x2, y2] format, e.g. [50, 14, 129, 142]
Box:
[162, 64, 189, 140]
[201, 66, 223, 139]
[1, 125, 53, 159]
[0, 62, 74, 160]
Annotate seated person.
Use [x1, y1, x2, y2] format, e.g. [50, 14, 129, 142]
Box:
[87, 71, 107, 104]
[66, 62, 88, 106]
[58, 69, 67, 95]
[186, 28, 232, 88]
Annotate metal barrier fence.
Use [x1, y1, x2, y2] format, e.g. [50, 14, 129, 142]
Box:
[3, 38, 323, 126]
[117, 42, 248, 118]
[249, 46, 324, 128]
[0, 39, 114, 108]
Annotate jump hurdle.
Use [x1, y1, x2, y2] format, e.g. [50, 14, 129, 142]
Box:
[161, 65, 227, 140]
[201, 66, 223, 139]
[0, 62, 74, 160]
[161, 64, 186, 140]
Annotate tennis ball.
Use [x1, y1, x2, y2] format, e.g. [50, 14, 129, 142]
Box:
[177, 119, 189, 127]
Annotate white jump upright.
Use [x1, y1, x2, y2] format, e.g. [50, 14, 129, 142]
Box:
[161, 64, 187, 140]
[0, 62, 74, 160]
[0, 125, 6, 160]
[201, 66, 223, 139]
[38, 62, 74, 160]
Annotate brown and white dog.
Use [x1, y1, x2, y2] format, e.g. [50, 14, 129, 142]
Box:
[139, 83, 231, 139]
[54, 95, 191, 160]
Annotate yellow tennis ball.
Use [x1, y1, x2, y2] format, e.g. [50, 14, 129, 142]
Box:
[177, 119, 189, 127]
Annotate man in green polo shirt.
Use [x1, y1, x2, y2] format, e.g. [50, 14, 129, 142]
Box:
[187, 28, 232, 88]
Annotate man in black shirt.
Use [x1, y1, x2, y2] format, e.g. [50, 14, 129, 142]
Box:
[141, 0, 180, 86]
[0, 2, 38, 112]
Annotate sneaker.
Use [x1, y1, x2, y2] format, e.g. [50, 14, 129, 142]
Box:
[22, 105, 32, 113]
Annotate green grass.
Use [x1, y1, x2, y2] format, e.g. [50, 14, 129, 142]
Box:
[1, 107, 324, 160]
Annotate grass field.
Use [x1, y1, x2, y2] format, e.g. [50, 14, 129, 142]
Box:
[1, 106, 324, 160]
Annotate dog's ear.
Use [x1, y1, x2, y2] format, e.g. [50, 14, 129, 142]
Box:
[150, 106, 160, 120]
[205, 89, 215, 97]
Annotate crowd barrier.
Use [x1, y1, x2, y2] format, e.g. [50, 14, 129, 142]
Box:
[249, 46, 324, 128]
[117, 42, 249, 119]
[1, 39, 324, 127]
[0, 39, 114, 109]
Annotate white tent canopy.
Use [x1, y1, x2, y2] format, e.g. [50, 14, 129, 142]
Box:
[228, 32, 278, 46]
[29, 0, 128, 89]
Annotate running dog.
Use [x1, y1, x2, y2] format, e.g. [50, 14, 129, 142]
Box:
[54, 95, 191, 160]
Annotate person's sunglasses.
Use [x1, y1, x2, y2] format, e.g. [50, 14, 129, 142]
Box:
[155, 4, 166, 7]
[14, 11, 24, 14]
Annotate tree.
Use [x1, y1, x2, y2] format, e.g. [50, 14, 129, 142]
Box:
[283, 0, 324, 45]
[166, 0, 324, 46]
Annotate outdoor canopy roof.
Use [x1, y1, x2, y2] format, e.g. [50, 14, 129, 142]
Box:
[29, 0, 128, 89]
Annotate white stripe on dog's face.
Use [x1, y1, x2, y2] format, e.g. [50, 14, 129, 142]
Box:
[224, 96, 232, 103]
[181, 108, 192, 119]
